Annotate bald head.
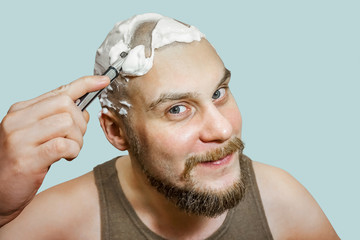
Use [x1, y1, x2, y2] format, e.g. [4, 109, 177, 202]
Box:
[96, 13, 206, 119]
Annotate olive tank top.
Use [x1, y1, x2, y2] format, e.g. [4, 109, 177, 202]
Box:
[93, 155, 273, 239]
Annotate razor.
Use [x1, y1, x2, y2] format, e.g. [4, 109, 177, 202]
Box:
[76, 51, 128, 111]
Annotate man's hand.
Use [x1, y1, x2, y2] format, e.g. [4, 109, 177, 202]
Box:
[0, 75, 110, 227]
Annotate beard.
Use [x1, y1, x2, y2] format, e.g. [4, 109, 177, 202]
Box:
[125, 124, 245, 218]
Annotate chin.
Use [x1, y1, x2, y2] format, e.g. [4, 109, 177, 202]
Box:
[190, 157, 241, 191]
[190, 169, 241, 193]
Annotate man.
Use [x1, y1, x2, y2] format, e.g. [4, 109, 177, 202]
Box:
[0, 13, 339, 239]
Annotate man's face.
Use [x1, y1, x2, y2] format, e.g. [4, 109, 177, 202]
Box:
[125, 39, 243, 216]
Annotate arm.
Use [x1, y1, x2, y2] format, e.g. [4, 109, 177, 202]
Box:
[253, 161, 340, 240]
[0, 172, 101, 240]
[0, 75, 109, 226]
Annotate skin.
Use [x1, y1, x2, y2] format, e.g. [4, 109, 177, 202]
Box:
[0, 40, 339, 239]
[105, 39, 243, 238]
[122, 40, 242, 192]
[0, 75, 110, 227]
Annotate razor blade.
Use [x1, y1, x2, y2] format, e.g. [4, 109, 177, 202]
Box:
[76, 51, 128, 111]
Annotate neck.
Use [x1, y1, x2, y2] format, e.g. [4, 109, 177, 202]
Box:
[116, 155, 229, 240]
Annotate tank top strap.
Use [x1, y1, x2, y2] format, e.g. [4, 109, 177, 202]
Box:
[94, 157, 164, 240]
[223, 155, 274, 239]
[94, 155, 273, 239]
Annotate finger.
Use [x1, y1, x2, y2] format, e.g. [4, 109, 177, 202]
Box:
[5, 113, 84, 156]
[83, 110, 90, 123]
[29, 113, 84, 147]
[35, 138, 81, 169]
[8, 75, 110, 113]
[4, 95, 88, 134]
[3, 113, 84, 174]
[54, 75, 110, 101]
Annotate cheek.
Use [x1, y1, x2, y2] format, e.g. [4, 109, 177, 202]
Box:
[145, 124, 198, 156]
[223, 97, 242, 137]
[227, 107, 242, 137]
[138, 125, 196, 181]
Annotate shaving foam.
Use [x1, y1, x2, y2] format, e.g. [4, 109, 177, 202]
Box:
[95, 13, 205, 77]
[119, 108, 128, 115]
[119, 100, 131, 108]
[95, 13, 205, 116]
[98, 107, 109, 119]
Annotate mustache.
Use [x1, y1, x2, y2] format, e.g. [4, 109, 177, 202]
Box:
[181, 137, 244, 181]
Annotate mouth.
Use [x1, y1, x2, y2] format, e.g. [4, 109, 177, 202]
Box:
[181, 137, 243, 181]
[199, 153, 234, 168]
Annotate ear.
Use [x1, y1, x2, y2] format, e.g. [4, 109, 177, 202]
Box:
[99, 109, 129, 151]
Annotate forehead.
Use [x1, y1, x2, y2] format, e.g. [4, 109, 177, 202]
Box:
[127, 39, 225, 104]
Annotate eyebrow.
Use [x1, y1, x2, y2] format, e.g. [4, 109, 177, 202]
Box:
[219, 68, 231, 87]
[147, 68, 231, 111]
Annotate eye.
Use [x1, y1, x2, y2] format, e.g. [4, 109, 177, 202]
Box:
[212, 88, 226, 100]
[168, 105, 187, 114]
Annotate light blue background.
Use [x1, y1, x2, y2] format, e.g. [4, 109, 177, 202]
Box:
[0, 1, 358, 239]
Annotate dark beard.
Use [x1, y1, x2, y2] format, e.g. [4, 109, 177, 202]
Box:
[145, 171, 245, 218]
[125, 124, 245, 217]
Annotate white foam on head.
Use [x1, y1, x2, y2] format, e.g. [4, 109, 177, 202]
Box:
[119, 108, 128, 115]
[102, 108, 109, 114]
[119, 100, 131, 108]
[98, 107, 109, 119]
[94, 13, 205, 77]
[95, 13, 205, 115]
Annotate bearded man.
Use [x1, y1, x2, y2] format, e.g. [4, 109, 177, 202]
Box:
[0, 13, 339, 239]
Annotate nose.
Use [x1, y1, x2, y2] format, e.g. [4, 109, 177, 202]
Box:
[199, 104, 233, 143]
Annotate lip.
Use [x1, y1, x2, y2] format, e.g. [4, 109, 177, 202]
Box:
[199, 153, 234, 168]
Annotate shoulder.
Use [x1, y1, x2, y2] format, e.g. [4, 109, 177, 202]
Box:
[251, 161, 339, 240]
[0, 171, 100, 240]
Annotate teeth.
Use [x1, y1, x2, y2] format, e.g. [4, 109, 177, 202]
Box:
[201, 156, 226, 165]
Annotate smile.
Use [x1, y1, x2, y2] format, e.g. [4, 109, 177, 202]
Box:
[199, 153, 234, 168]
